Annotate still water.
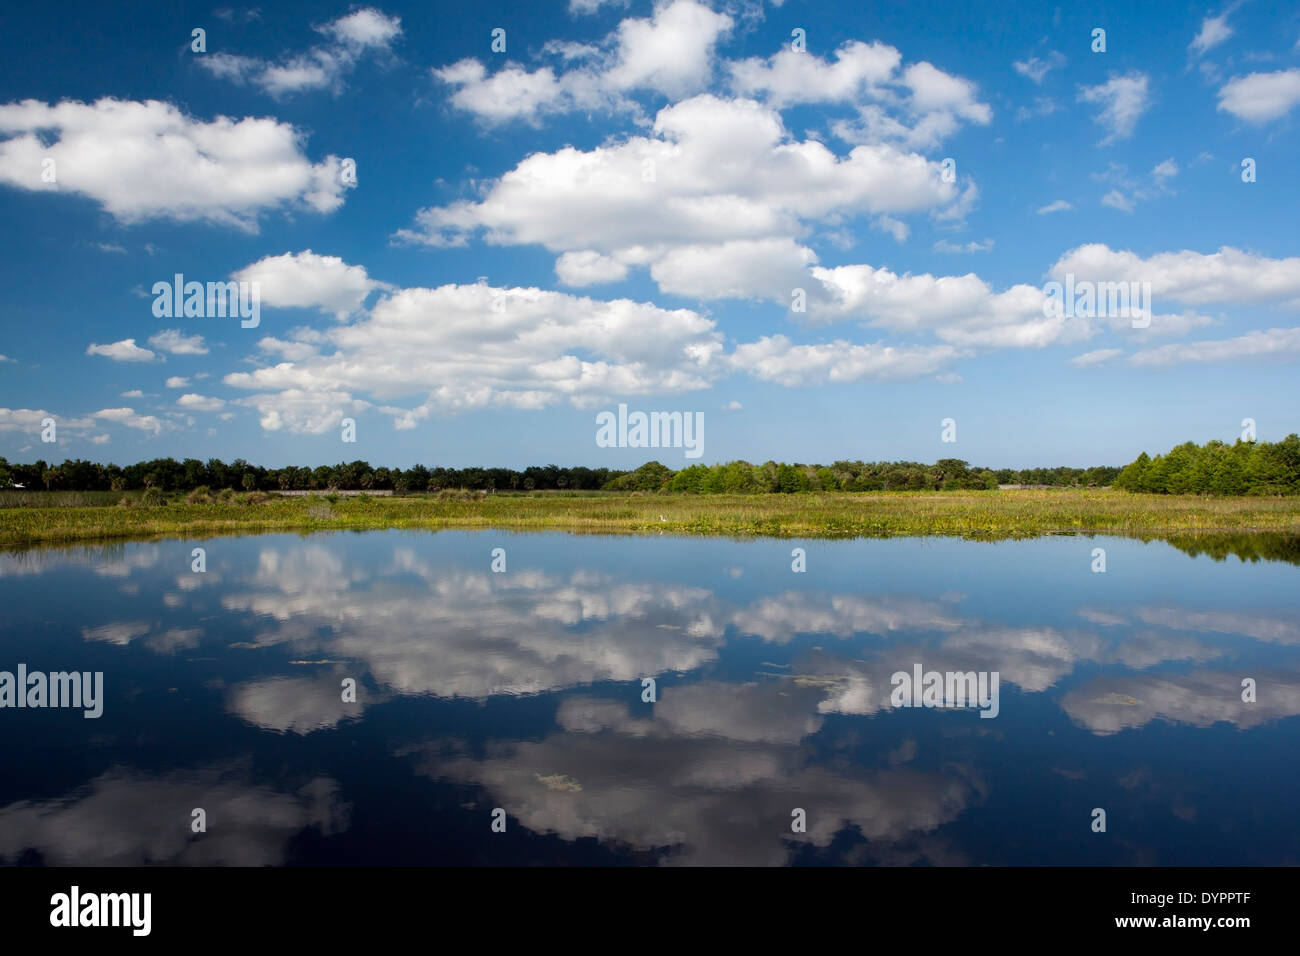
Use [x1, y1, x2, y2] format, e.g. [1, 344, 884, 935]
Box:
[1, 531, 1297, 866]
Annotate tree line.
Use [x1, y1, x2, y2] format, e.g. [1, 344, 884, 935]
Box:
[0, 455, 1122, 494]
[7, 441, 1295, 495]
[1114, 435, 1300, 495]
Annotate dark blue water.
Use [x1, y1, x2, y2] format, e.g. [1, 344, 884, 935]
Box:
[1, 532, 1297, 866]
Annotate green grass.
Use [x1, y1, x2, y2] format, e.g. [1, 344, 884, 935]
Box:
[2, 488, 1300, 550]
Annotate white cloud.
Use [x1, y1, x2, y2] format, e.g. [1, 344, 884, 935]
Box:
[651, 238, 817, 301]
[1013, 51, 1065, 84]
[177, 393, 226, 412]
[1069, 348, 1123, 367]
[233, 250, 388, 317]
[432, 61, 594, 124]
[148, 329, 208, 355]
[223, 277, 727, 433]
[605, 0, 734, 97]
[320, 8, 402, 49]
[0, 408, 93, 435]
[1217, 69, 1300, 122]
[398, 94, 964, 291]
[872, 215, 910, 243]
[729, 40, 902, 107]
[434, 0, 732, 123]
[1190, 13, 1233, 56]
[0, 98, 354, 229]
[1152, 158, 1179, 180]
[808, 261, 1082, 347]
[1100, 189, 1135, 213]
[165, 376, 190, 388]
[86, 338, 154, 362]
[933, 238, 993, 253]
[120, 389, 145, 399]
[1129, 327, 1300, 366]
[1050, 244, 1300, 308]
[569, 0, 629, 13]
[725, 40, 992, 149]
[220, 246, 1086, 432]
[200, 7, 401, 97]
[555, 250, 630, 286]
[1036, 199, 1073, 214]
[828, 60, 993, 150]
[728, 335, 962, 385]
[93, 407, 163, 434]
[1077, 72, 1151, 143]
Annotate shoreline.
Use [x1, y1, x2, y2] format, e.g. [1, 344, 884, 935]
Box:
[3, 489, 1300, 550]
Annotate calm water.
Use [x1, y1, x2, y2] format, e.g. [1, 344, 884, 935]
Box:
[1, 531, 1297, 866]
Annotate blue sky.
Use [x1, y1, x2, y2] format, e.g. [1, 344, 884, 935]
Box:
[1, 0, 1298, 469]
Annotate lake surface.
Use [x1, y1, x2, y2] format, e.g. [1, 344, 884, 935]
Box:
[1, 531, 1297, 866]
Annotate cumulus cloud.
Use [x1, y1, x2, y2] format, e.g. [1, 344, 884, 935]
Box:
[1050, 244, 1300, 308]
[650, 238, 818, 302]
[569, 0, 629, 13]
[932, 238, 993, 253]
[177, 393, 226, 412]
[1077, 72, 1151, 143]
[1217, 68, 1300, 122]
[727, 40, 992, 150]
[1189, 12, 1234, 56]
[199, 7, 402, 97]
[398, 94, 964, 287]
[604, 0, 734, 97]
[233, 250, 389, 317]
[0, 98, 355, 229]
[555, 250, 630, 287]
[221, 236, 1169, 432]
[86, 338, 155, 362]
[729, 40, 901, 106]
[92, 407, 163, 434]
[0, 407, 93, 436]
[728, 335, 962, 385]
[434, 0, 733, 123]
[434, 3, 988, 155]
[206, 241, 1297, 433]
[1068, 348, 1124, 367]
[828, 61, 993, 151]
[1013, 51, 1065, 84]
[0, 406, 164, 442]
[148, 329, 208, 355]
[1129, 327, 1300, 366]
[807, 261, 1085, 347]
[223, 278, 726, 433]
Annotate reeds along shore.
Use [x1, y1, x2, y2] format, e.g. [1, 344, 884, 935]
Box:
[2, 488, 1300, 549]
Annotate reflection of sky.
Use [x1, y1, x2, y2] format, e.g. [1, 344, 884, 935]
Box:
[1, 532, 1298, 865]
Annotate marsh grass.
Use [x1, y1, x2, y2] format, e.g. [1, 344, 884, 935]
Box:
[2, 488, 1300, 550]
